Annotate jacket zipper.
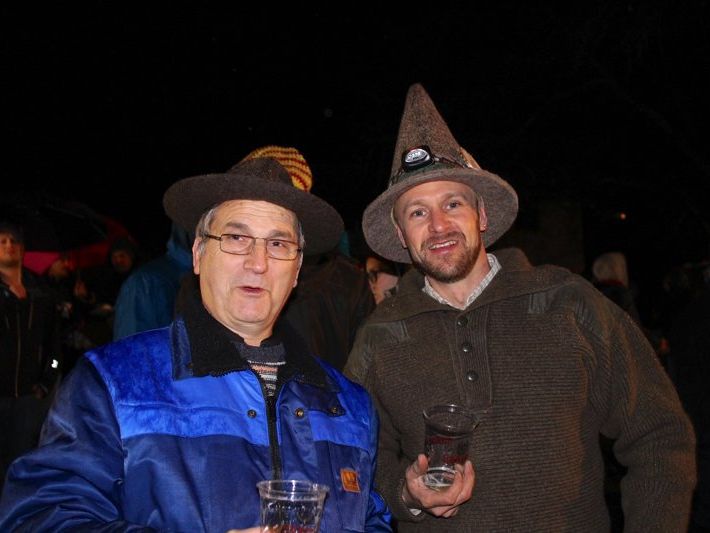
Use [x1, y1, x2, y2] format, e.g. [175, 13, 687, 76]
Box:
[267, 395, 282, 479]
[251, 368, 283, 479]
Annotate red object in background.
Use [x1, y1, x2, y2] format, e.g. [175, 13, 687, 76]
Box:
[0, 190, 133, 274]
[1, 192, 133, 275]
[22, 216, 132, 274]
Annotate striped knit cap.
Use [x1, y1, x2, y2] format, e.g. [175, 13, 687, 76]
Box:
[240, 146, 313, 192]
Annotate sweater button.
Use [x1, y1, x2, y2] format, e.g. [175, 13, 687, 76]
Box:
[461, 341, 473, 353]
[466, 370, 479, 382]
[247, 409, 257, 418]
[294, 407, 305, 418]
[456, 316, 468, 327]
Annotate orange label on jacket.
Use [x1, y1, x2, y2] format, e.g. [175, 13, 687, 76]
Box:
[340, 468, 360, 493]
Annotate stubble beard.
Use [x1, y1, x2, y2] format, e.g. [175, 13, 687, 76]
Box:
[411, 232, 482, 283]
[0, 256, 22, 269]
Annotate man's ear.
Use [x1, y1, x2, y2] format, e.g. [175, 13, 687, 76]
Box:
[478, 199, 489, 232]
[293, 254, 303, 288]
[191, 238, 201, 275]
[395, 223, 408, 249]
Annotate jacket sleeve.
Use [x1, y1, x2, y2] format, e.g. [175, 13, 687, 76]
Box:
[0, 357, 155, 532]
[363, 394, 393, 532]
[586, 294, 696, 532]
[348, 324, 421, 526]
[344, 323, 377, 385]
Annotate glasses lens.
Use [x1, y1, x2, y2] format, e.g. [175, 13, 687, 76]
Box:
[266, 239, 298, 260]
[220, 234, 253, 254]
[218, 234, 299, 260]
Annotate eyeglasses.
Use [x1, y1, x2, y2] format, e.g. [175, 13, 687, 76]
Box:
[203, 233, 302, 261]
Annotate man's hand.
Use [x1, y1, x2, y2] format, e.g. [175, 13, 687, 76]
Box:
[402, 454, 475, 518]
[225, 528, 261, 533]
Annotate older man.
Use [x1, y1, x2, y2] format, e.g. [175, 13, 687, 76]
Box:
[344, 84, 696, 532]
[0, 147, 391, 532]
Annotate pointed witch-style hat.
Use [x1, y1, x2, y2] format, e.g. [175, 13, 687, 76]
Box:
[362, 83, 519, 263]
[163, 145, 344, 255]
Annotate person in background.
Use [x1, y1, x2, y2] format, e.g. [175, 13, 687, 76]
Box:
[592, 250, 668, 361]
[85, 236, 140, 307]
[0, 221, 61, 491]
[113, 222, 193, 340]
[0, 146, 391, 532]
[281, 237, 376, 371]
[42, 252, 92, 374]
[78, 236, 140, 346]
[591, 251, 642, 325]
[365, 252, 406, 305]
[344, 83, 695, 531]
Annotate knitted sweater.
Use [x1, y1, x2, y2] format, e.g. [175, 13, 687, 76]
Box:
[345, 248, 696, 532]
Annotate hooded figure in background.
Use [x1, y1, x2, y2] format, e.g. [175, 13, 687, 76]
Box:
[113, 222, 193, 340]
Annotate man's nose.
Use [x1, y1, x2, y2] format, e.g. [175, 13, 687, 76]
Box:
[244, 240, 269, 272]
[428, 208, 450, 232]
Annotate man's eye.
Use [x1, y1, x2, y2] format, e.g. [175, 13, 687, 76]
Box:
[447, 200, 462, 209]
[225, 234, 246, 242]
[269, 240, 286, 248]
[410, 209, 426, 218]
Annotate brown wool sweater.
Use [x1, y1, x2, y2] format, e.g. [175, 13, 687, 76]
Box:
[345, 248, 696, 532]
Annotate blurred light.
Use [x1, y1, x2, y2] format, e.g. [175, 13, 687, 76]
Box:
[618, 212, 627, 221]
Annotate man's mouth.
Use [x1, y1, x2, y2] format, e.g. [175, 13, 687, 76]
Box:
[425, 232, 462, 252]
[240, 286, 264, 294]
[429, 239, 457, 250]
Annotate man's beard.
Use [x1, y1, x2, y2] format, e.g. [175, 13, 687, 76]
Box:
[411, 232, 482, 283]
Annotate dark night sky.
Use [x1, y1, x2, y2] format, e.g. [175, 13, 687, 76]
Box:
[3, 2, 710, 306]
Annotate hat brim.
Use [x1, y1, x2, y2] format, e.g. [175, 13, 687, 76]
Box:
[362, 166, 518, 263]
[163, 171, 344, 256]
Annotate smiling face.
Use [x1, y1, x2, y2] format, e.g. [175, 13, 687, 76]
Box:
[193, 200, 302, 346]
[393, 180, 489, 286]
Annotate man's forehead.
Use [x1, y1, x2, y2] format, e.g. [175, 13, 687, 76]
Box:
[395, 180, 477, 207]
[215, 199, 299, 228]
[217, 200, 297, 221]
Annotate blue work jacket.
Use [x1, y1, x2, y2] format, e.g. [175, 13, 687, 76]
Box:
[0, 316, 391, 532]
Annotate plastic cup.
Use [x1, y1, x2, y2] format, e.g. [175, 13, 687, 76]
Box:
[257, 479, 329, 532]
[422, 404, 480, 490]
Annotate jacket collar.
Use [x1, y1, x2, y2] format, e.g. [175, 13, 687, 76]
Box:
[172, 275, 333, 390]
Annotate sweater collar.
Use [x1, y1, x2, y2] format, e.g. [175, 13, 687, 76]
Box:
[367, 247, 572, 322]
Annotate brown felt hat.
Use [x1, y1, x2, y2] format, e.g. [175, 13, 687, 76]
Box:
[362, 84, 519, 263]
[163, 146, 344, 255]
